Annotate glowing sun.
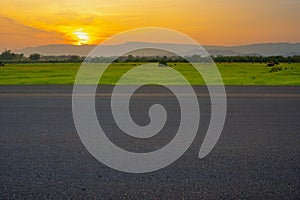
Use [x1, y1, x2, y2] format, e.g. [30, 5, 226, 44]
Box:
[73, 29, 90, 45]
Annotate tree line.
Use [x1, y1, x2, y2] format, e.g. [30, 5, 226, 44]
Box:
[84, 54, 300, 63]
[0, 50, 84, 63]
[1, 49, 300, 64]
[212, 55, 300, 63]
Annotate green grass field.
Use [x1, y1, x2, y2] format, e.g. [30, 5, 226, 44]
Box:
[0, 62, 299, 85]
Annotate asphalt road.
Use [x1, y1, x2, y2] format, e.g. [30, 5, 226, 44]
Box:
[0, 86, 299, 199]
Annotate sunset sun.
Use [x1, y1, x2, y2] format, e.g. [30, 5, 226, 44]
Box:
[73, 29, 90, 45]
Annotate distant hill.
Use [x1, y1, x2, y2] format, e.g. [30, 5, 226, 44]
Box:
[15, 42, 300, 57]
[123, 48, 177, 57]
[15, 44, 96, 57]
[205, 43, 300, 57]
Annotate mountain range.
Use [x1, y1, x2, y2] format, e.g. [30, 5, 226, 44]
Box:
[15, 42, 300, 57]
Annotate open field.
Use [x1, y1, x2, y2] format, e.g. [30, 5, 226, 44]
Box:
[0, 62, 300, 85]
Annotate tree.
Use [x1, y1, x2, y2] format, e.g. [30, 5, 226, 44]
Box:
[29, 53, 40, 61]
[127, 55, 134, 62]
[158, 60, 168, 67]
[69, 55, 80, 62]
[17, 53, 24, 62]
[0, 50, 17, 60]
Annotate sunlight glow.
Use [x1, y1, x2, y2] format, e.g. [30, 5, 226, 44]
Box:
[0, 0, 299, 49]
[73, 29, 90, 45]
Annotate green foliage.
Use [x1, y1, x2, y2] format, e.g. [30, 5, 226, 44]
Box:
[213, 55, 300, 63]
[1, 48, 300, 65]
[158, 60, 168, 67]
[113, 54, 300, 64]
[29, 53, 41, 61]
[68, 55, 80, 62]
[269, 66, 282, 73]
[0, 63, 300, 85]
[0, 50, 23, 61]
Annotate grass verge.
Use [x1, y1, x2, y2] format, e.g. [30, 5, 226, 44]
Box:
[0, 62, 299, 85]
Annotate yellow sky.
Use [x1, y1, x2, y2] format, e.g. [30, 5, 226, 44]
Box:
[0, 0, 300, 49]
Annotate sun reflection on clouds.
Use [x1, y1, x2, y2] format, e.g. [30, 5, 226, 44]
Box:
[72, 28, 90, 45]
[0, 0, 299, 49]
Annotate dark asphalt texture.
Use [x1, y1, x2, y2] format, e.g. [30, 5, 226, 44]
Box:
[0, 86, 299, 199]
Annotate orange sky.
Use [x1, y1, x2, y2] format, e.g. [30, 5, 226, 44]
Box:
[0, 0, 300, 50]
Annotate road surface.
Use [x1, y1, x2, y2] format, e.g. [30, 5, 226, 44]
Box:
[0, 86, 299, 199]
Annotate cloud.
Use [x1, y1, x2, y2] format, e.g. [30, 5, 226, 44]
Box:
[0, 16, 67, 50]
[0, 0, 299, 48]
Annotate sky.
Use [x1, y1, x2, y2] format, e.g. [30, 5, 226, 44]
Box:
[0, 0, 300, 50]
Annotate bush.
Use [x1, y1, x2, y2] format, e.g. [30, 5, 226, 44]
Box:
[269, 66, 282, 73]
[29, 53, 40, 61]
[158, 60, 168, 67]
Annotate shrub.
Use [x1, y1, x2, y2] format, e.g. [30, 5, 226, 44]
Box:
[269, 66, 282, 73]
[158, 60, 168, 67]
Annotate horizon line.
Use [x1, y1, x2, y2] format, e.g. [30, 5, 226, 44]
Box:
[6, 41, 300, 51]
